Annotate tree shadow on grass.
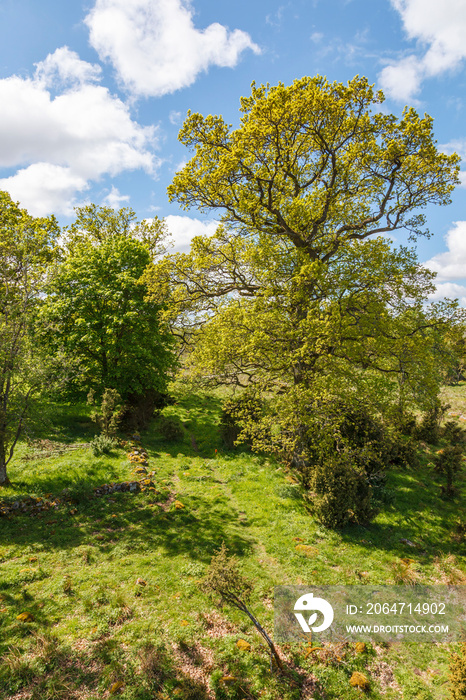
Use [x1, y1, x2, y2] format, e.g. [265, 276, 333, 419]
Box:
[338, 467, 465, 563]
[0, 486, 253, 563]
[0, 633, 215, 700]
[146, 392, 225, 458]
[27, 400, 97, 444]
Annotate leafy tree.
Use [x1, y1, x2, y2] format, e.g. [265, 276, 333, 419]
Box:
[43, 205, 176, 419]
[0, 191, 59, 485]
[144, 76, 461, 438]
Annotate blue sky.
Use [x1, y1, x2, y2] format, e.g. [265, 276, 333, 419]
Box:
[0, 0, 465, 303]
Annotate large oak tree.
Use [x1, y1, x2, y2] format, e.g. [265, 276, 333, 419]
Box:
[143, 76, 463, 526]
[144, 76, 461, 416]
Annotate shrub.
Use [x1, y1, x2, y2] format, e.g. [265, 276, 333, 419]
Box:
[386, 406, 417, 437]
[90, 434, 118, 456]
[415, 400, 449, 443]
[298, 397, 395, 477]
[387, 434, 420, 470]
[434, 444, 463, 498]
[289, 397, 397, 527]
[121, 390, 175, 430]
[449, 643, 466, 699]
[159, 416, 184, 442]
[305, 454, 376, 528]
[91, 388, 123, 437]
[219, 392, 263, 450]
[203, 543, 284, 672]
[443, 421, 466, 445]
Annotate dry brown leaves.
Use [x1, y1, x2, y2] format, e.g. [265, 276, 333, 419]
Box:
[199, 611, 237, 638]
[171, 641, 215, 700]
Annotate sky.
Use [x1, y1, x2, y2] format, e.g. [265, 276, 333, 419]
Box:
[0, 0, 465, 303]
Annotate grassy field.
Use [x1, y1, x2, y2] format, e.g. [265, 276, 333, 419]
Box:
[0, 383, 465, 699]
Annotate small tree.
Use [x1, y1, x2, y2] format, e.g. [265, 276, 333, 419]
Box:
[0, 191, 59, 486]
[204, 544, 283, 671]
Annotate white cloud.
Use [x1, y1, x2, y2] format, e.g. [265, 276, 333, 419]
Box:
[0, 164, 88, 217]
[266, 5, 287, 27]
[84, 0, 260, 98]
[35, 46, 102, 87]
[440, 139, 466, 188]
[424, 221, 466, 282]
[165, 214, 218, 252]
[169, 110, 182, 125]
[102, 185, 130, 209]
[0, 47, 158, 215]
[378, 55, 423, 103]
[379, 0, 466, 101]
[427, 282, 466, 306]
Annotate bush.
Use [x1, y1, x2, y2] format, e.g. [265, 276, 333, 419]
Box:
[305, 454, 375, 528]
[121, 390, 175, 430]
[386, 406, 417, 437]
[387, 434, 420, 470]
[434, 444, 463, 498]
[288, 397, 399, 527]
[159, 416, 184, 442]
[298, 397, 395, 477]
[219, 392, 263, 450]
[415, 400, 449, 443]
[443, 421, 466, 445]
[90, 434, 118, 456]
[449, 643, 466, 699]
[91, 388, 123, 437]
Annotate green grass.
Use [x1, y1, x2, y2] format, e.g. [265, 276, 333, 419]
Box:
[0, 384, 464, 699]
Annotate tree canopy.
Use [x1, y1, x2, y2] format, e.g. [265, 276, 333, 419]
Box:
[168, 76, 459, 256]
[43, 205, 176, 406]
[144, 76, 461, 417]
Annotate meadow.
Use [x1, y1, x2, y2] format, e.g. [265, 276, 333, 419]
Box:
[0, 382, 464, 700]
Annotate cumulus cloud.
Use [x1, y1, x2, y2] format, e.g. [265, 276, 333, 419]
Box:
[165, 214, 218, 252]
[35, 46, 102, 87]
[424, 221, 466, 282]
[379, 0, 466, 101]
[0, 164, 88, 217]
[0, 47, 157, 215]
[84, 0, 260, 97]
[169, 111, 182, 125]
[427, 282, 466, 306]
[102, 185, 130, 209]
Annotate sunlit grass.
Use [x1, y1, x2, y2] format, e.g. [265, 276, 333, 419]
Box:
[0, 385, 464, 698]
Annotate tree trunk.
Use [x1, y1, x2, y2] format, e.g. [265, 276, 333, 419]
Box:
[0, 439, 10, 486]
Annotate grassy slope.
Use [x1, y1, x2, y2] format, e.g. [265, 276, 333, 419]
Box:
[0, 385, 464, 700]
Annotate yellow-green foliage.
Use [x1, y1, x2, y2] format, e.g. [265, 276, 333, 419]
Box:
[144, 75, 461, 427]
[450, 644, 466, 699]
